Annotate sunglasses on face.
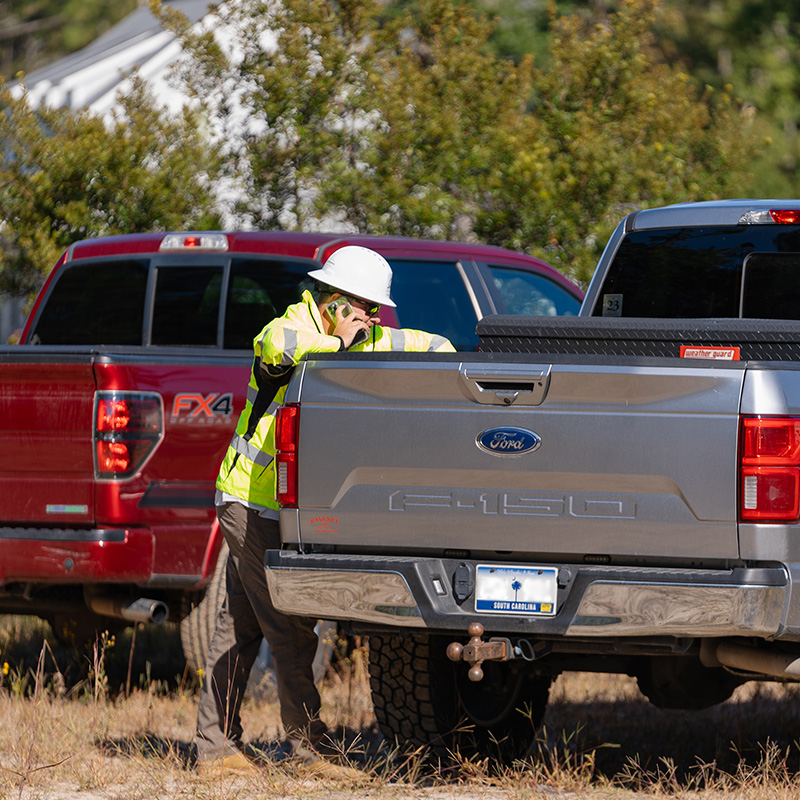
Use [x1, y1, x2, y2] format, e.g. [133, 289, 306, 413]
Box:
[344, 294, 381, 316]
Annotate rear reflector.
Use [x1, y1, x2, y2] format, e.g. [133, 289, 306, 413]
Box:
[740, 416, 800, 522]
[94, 392, 164, 480]
[275, 403, 300, 507]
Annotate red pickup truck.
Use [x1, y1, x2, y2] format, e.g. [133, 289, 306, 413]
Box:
[0, 230, 581, 671]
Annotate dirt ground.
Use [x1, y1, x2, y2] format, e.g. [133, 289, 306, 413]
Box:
[2, 669, 800, 800]
[1, 622, 799, 800]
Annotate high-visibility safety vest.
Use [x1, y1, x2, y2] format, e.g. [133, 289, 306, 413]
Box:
[216, 290, 455, 512]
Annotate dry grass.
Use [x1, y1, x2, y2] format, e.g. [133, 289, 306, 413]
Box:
[1, 617, 800, 799]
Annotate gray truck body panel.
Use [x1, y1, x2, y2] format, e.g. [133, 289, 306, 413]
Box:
[285, 356, 742, 559]
[267, 356, 800, 643]
[267, 201, 800, 666]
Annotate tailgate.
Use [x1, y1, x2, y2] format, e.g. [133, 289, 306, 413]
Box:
[0, 349, 96, 526]
[291, 356, 745, 559]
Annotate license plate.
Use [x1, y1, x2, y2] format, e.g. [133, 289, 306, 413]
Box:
[475, 564, 558, 616]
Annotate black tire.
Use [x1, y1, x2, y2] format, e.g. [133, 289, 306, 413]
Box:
[368, 632, 551, 765]
[179, 542, 336, 685]
[180, 541, 230, 673]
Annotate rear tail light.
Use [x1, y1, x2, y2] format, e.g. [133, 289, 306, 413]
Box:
[770, 210, 800, 224]
[159, 233, 229, 251]
[94, 392, 164, 480]
[740, 416, 800, 522]
[739, 209, 800, 224]
[275, 403, 300, 507]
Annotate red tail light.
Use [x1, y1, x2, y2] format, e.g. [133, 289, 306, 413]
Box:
[94, 392, 163, 480]
[740, 416, 800, 522]
[275, 403, 299, 507]
[770, 210, 800, 224]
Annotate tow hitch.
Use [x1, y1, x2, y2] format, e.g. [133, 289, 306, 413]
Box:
[446, 622, 513, 681]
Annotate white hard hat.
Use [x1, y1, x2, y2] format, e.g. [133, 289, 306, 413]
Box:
[308, 245, 396, 307]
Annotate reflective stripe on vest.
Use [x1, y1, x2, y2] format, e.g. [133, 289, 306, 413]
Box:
[280, 328, 298, 366]
[391, 329, 406, 351]
[230, 433, 274, 468]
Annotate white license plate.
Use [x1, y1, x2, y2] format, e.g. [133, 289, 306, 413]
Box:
[475, 564, 558, 616]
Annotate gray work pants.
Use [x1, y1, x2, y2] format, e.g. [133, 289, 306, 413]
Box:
[195, 501, 326, 762]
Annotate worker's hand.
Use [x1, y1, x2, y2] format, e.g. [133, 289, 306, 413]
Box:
[332, 305, 371, 348]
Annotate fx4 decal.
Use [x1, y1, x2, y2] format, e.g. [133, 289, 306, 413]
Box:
[171, 392, 234, 424]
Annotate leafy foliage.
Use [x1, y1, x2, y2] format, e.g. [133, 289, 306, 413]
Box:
[326, 0, 536, 239]
[476, 0, 759, 279]
[0, 0, 137, 80]
[0, 0, 764, 299]
[0, 76, 221, 295]
[650, 0, 800, 197]
[159, 0, 759, 284]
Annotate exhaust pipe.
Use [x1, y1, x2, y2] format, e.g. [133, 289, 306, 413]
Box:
[85, 593, 169, 625]
[703, 639, 800, 679]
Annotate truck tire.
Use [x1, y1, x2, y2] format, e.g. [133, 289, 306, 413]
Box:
[179, 543, 337, 686]
[180, 541, 231, 674]
[368, 633, 550, 765]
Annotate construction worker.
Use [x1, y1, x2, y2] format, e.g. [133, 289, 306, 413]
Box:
[195, 245, 455, 778]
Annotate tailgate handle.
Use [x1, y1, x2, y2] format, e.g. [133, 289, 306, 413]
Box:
[459, 365, 551, 406]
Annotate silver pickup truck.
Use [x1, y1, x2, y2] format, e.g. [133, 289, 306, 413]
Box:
[265, 199, 800, 763]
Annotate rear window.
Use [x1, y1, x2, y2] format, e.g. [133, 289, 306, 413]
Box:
[149, 260, 313, 347]
[31, 260, 148, 345]
[224, 259, 314, 349]
[30, 256, 313, 348]
[742, 254, 800, 318]
[596, 225, 800, 318]
[152, 266, 223, 346]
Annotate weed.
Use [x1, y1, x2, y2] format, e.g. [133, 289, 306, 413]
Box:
[2, 622, 800, 798]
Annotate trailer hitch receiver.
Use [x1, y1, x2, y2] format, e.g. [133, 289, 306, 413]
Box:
[446, 622, 512, 682]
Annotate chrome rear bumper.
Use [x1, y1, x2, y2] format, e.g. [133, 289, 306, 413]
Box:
[265, 550, 789, 639]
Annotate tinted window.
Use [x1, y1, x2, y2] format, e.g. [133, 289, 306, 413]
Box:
[595, 225, 800, 318]
[32, 260, 147, 345]
[742, 254, 800, 319]
[224, 259, 314, 349]
[488, 266, 580, 316]
[388, 260, 478, 351]
[152, 266, 223, 346]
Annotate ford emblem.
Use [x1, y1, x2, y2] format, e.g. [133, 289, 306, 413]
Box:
[476, 427, 541, 456]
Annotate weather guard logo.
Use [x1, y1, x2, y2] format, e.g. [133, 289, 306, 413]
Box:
[476, 426, 541, 456]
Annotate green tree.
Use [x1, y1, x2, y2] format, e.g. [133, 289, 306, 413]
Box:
[474, 0, 760, 281]
[157, 0, 387, 231]
[0, 75, 222, 296]
[158, 0, 759, 285]
[326, 0, 536, 238]
[651, 0, 800, 197]
[156, 0, 541, 238]
[0, 0, 137, 80]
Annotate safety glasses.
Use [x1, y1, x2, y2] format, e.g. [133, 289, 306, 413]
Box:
[344, 294, 380, 316]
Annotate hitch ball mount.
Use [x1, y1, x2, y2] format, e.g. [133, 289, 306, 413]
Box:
[446, 622, 512, 682]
